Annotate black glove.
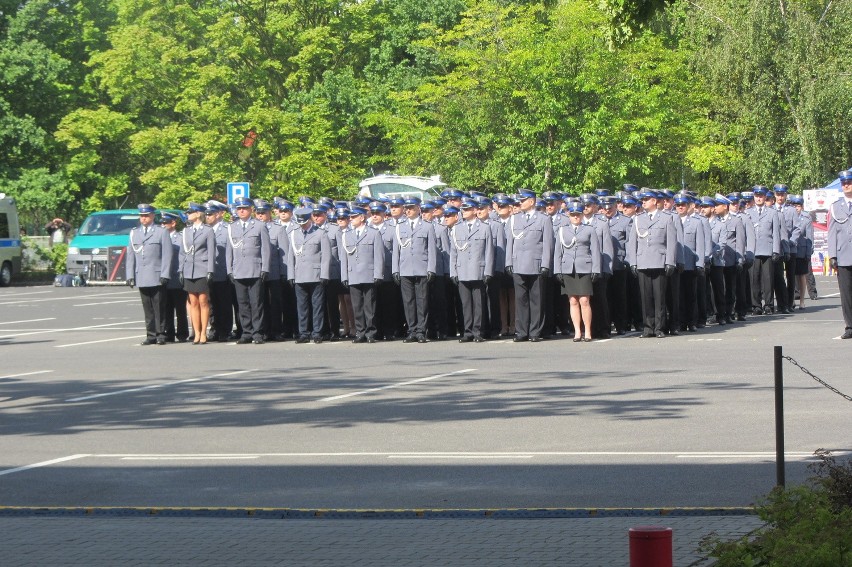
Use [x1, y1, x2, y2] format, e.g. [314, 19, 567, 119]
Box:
[288, 279, 295, 287]
[704, 258, 712, 269]
[451, 276, 459, 285]
[783, 252, 790, 263]
[631, 266, 638, 278]
[736, 262, 743, 273]
[771, 252, 781, 263]
[228, 273, 235, 283]
[744, 258, 754, 269]
[483, 275, 492, 285]
[374, 278, 382, 286]
[260, 271, 268, 282]
[590, 273, 600, 283]
[127, 278, 135, 288]
[159, 277, 169, 286]
[696, 266, 705, 276]
[426, 271, 435, 283]
[179, 274, 185, 286]
[505, 266, 513, 276]
[320, 278, 328, 287]
[342, 280, 349, 289]
[830, 258, 838, 271]
[206, 272, 213, 283]
[664, 265, 675, 277]
[540, 267, 551, 277]
[393, 272, 401, 285]
[677, 263, 684, 274]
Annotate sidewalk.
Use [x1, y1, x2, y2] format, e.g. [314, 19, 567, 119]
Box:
[2, 510, 764, 566]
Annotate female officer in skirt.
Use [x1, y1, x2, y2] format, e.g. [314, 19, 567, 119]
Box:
[180, 202, 216, 344]
[553, 202, 601, 342]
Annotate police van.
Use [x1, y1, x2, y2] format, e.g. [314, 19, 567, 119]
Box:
[0, 193, 22, 286]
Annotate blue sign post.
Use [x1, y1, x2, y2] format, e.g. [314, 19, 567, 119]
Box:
[227, 182, 251, 205]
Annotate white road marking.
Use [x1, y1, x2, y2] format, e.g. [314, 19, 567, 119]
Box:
[65, 369, 257, 402]
[0, 370, 53, 379]
[73, 299, 139, 307]
[120, 457, 259, 461]
[0, 320, 143, 340]
[388, 455, 534, 459]
[0, 454, 90, 477]
[0, 290, 52, 297]
[319, 369, 476, 402]
[595, 339, 613, 343]
[0, 317, 56, 326]
[0, 291, 134, 306]
[770, 319, 843, 323]
[55, 335, 146, 348]
[821, 292, 841, 298]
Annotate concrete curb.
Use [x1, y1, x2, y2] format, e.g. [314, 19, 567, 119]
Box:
[0, 506, 758, 519]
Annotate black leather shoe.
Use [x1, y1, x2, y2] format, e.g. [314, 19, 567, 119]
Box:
[140, 339, 156, 345]
[237, 337, 252, 344]
[473, 337, 486, 343]
[654, 332, 666, 338]
[616, 329, 626, 336]
[639, 333, 654, 338]
[417, 336, 429, 343]
[668, 329, 680, 336]
[156, 338, 166, 345]
[753, 308, 763, 316]
[295, 336, 309, 344]
[736, 314, 746, 321]
[253, 338, 265, 345]
[459, 336, 472, 343]
[313, 338, 323, 344]
[513, 336, 528, 342]
[352, 336, 367, 344]
[687, 325, 697, 332]
[367, 337, 376, 344]
[763, 306, 773, 315]
[842, 330, 852, 339]
[573, 337, 582, 342]
[402, 335, 417, 343]
[530, 337, 543, 342]
[725, 317, 734, 324]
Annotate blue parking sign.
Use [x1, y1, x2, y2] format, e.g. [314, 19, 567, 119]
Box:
[227, 182, 251, 204]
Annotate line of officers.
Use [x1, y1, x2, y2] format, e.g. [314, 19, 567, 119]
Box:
[125, 182, 824, 345]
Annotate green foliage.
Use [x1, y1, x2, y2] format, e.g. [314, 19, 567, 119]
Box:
[702, 451, 852, 567]
[21, 237, 67, 275]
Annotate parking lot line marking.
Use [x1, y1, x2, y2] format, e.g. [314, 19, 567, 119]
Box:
[319, 368, 477, 402]
[0, 454, 89, 477]
[0, 370, 53, 379]
[120, 456, 259, 461]
[0, 320, 143, 340]
[821, 292, 840, 298]
[0, 290, 52, 297]
[0, 291, 134, 306]
[73, 299, 139, 307]
[0, 317, 56, 326]
[55, 335, 146, 348]
[387, 455, 535, 459]
[65, 369, 257, 402]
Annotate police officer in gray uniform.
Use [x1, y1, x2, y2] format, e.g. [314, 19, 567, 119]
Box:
[674, 194, 705, 332]
[709, 195, 745, 325]
[745, 185, 782, 314]
[827, 170, 852, 339]
[450, 199, 495, 342]
[126, 204, 173, 345]
[340, 206, 385, 343]
[505, 188, 554, 342]
[287, 206, 331, 343]
[626, 190, 677, 338]
[226, 196, 271, 344]
[254, 199, 286, 341]
[392, 196, 438, 343]
[604, 195, 633, 334]
[160, 212, 189, 343]
[179, 202, 215, 344]
[205, 201, 233, 341]
[476, 195, 506, 338]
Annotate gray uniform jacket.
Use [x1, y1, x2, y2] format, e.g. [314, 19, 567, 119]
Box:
[504, 212, 554, 274]
[432, 222, 451, 277]
[276, 224, 291, 280]
[709, 215, 745, 268]
[626, 211, 677, 270]
[589, 215, 615, 275]
[449, 219, 495, 281]
[210, 222, 229, 281]
[665, 209, 686, 267]
[736, 212, 756, 263]
[287, 225, 331, 283]
[778, 205, 797, 256]
[827, 198, 852, 267]
[745, 207, 781, 257]
[392, 218, 437, 277]
[608, 213, 632, 271]
[371, 222, 396, 281]
[321, 223, 341, 280]
[678, 215, 706, 271]
[553, 224, 601, 275]
[486, 219, 506, 274]
[692, 213, 713, 264]
[226, 219, 271, 278]
[264, 222, 285, 280]
[790, 211, 814, 259]
[178, 224, 215, 279]
[165, 231, 183, 289]
[125, 224, 173, 288]
[339, 226, 384, 285]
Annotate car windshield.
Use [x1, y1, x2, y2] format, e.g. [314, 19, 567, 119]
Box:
[78, 214, 140, 236]
[367, 183, 442, 200]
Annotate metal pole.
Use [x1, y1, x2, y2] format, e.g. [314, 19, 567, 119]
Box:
[774, 345, 785, 487]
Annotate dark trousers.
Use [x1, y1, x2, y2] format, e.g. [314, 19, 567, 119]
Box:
[295, 281, 326, 339]
[281, 280, 297, 338]
[627, 269, 643, 330]
[637, 269, 667, 334]
[513, 273, 545, 339]
[139, 286, 167, 340]
[458, 280, 485, 339]
[234, 277, 264, 340]
[543, 276, 557, 336]
[262, 278, 283, 338]
[837, 266, 852, 332]
[784, 256, 797, 307]
[773, 259, 789, 310]
[350, 283, 377, 339]
[400, 275, 430, 338]
[751, 256, 775, 309]
[709, 266, 726, 322]
[607, 269, 628, 333]
[445, 278, 463, 337]
[324, 280, 342, 337]
[664, 270, 680, 333]
[164, 287, 188, 341]
[376, 280, 402, 339]
[484, 275, 502, 338]
[679, 270, 697, 327]
[696, 268, 708, 325]
[590, 276, 610, 338]
[230, 281, 242, 335]
[735, 265, 749, 317]
[209, 279, 233, 340]
[428, 275, 448, 338]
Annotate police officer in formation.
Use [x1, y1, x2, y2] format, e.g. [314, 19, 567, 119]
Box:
[126, 204, 173, 345]
[160, 211, 189, 343]
[131, 174, 830, 344]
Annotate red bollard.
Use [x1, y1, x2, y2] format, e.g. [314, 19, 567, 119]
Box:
[629, 526, 673, 567]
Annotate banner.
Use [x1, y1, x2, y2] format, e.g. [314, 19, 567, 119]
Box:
[804, 188, 842, 274]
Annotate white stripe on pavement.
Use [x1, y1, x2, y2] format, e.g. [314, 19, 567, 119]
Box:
[0, 370, 53, 379]
[0, 291, 134, 306]
[0, 318, 56, 326]
[65, 369, 257, 402]
[0, 454, 90, 477]
[55, 335, 146, 348]
[0, 320, 143, 340]
[319, 369, 476, 402]
[73, 299, 139, 307]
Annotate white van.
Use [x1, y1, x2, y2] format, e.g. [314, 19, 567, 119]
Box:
[358, 174, 447, 202]
[0, 193, 22, 286]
